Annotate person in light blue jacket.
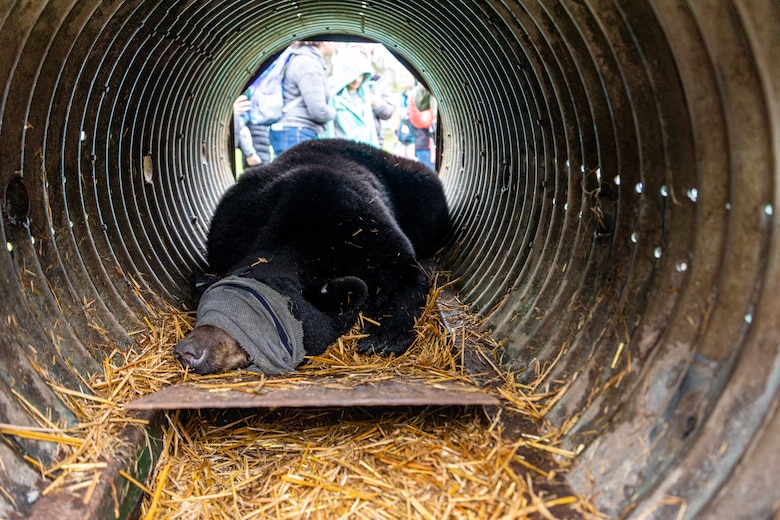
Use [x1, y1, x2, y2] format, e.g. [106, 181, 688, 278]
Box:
[327, 50, 381, 147]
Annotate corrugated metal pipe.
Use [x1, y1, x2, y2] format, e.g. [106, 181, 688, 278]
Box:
[1, 1, 778, 518]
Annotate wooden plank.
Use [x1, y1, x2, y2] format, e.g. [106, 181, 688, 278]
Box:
[125, 375, 499, 410]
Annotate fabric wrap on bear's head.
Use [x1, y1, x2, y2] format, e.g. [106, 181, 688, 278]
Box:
[195, 276, 305, 373]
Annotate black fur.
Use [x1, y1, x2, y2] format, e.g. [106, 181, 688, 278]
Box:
[200, 138, 449, 358]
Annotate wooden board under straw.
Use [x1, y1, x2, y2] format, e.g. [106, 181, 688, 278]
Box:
[2, 276, 603, 519]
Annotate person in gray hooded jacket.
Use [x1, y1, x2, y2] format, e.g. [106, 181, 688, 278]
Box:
[270, 41, 338, 156]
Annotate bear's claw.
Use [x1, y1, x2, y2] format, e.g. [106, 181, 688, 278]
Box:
[356, 329, 416, 357]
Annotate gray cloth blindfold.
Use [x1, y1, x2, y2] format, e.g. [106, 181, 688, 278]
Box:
[195, 276, 305, 373]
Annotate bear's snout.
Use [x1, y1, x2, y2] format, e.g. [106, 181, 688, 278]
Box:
[173, 336, 206, 368]
[173, 325, 250, 374]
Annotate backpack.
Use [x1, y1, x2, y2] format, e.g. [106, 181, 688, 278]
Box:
[396, 117, 415, 145]
[407, 93, 433, 129]
[246, 48, 295, 125]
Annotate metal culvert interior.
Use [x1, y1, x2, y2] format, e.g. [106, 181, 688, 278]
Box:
[1, 1, 778, 518]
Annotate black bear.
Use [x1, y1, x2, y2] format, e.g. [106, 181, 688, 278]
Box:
[174, 138, 450, 374]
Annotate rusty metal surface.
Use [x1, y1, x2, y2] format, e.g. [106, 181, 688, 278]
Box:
[435, 284, 504, 389]
[22, 409, 163, 520]
[125, 376, 499, 410]
[1, 1, 779, 519]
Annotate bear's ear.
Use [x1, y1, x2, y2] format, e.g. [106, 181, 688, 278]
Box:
[308, 276, 368, 314]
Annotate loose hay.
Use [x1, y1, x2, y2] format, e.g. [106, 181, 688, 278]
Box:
[2, 276, 603, 519]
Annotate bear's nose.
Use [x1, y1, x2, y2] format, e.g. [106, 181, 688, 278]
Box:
[173, 337, 206, 369]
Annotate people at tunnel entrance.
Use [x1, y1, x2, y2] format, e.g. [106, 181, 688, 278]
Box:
[244, 118, 272, 166]
[233, 95, 265, 167]
[326, 45, 395, 147]
[233, 41, 437, 170]
[406, 84, 436, 170]
[269, 41, 339, 156]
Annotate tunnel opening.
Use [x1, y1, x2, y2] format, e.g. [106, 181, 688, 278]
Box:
[227, 36, 440, 176]
[0, 1, 778, 519]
